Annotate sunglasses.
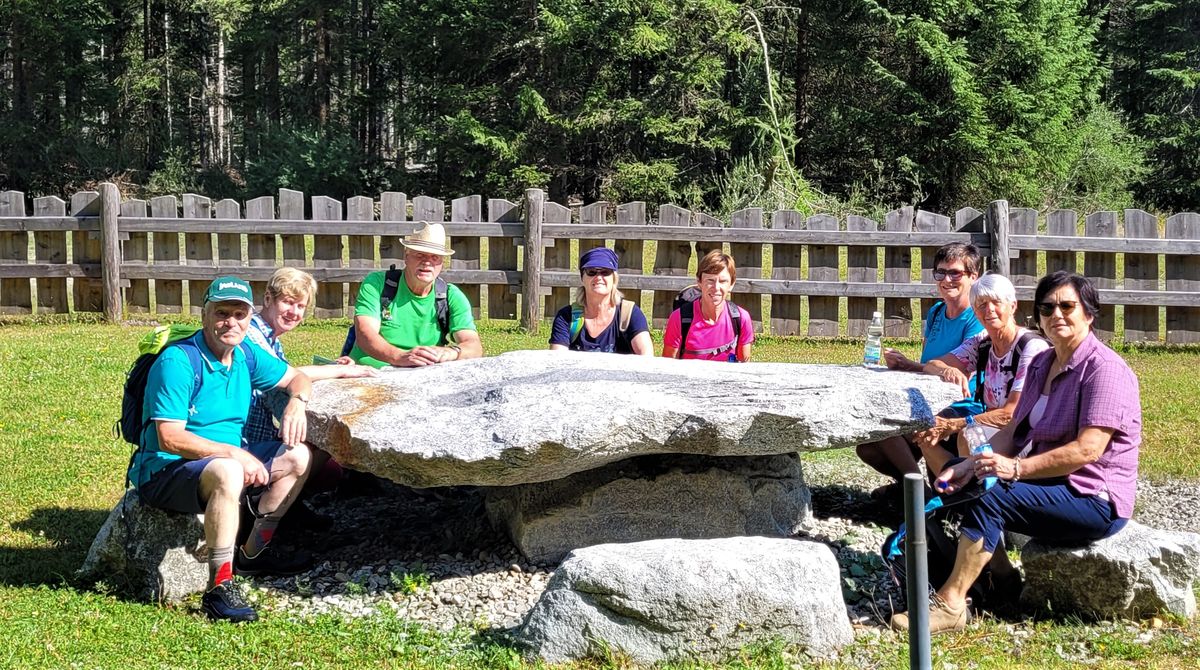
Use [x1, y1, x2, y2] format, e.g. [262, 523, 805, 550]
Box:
[584, 268, 614, 277]
[933, 269, 967, 281]
[1036, 301, 1079, 317]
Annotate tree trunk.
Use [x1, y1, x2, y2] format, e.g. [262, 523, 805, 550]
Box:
[265, 36, 280, 127]
[243, 47, 258, 161]
[314, 9, 330, 127]
[793, 9, 810, 170]
[217, 27, 227, 164]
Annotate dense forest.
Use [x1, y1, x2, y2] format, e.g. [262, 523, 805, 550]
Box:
[0, 0, 1196, 215]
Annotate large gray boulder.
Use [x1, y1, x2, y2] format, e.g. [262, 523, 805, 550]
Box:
[301, 350, 959, 487]
[77, 491, 208, 603]
[1021, 521, 1200, 619]
[485, 453, 811, 564]
[518, 537, 853, 664]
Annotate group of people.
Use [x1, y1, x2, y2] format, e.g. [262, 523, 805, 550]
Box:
[129, 225, 1141, 633]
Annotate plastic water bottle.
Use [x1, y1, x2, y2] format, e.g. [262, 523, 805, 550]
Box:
[963, 415, 996, 488]
[862, 311, 884, 367]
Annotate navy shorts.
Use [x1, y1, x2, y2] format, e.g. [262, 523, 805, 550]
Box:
[137, 441, 286, 515]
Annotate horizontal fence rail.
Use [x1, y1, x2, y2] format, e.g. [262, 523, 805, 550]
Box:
[0, 184, 1198, 344]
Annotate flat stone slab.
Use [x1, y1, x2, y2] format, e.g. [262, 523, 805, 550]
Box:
[517, 537, 853, 664]
[1021, 521, 1200, 619]
[300, 350, 960, 487]
[77, 491, 208, 603]
[485, 453, 811, 564]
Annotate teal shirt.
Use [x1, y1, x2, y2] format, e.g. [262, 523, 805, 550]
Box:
[922, 301, 986, 415]
[130, 335, 288, 487]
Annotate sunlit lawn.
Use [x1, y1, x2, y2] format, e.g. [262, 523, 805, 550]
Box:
[1, 316, 1197, 669]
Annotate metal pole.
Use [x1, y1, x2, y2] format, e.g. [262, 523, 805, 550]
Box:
[904, 472, 931, 670]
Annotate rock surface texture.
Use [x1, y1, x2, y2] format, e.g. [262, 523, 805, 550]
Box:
[1021, 521, 1200, 619]
[77, 491, 208, 603]
[301, 350, 960, 487]
[485, 453, 811, 564]
[517, 537, 854, 664]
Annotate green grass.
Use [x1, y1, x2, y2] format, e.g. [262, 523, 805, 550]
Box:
[1, 317, 1198, 668]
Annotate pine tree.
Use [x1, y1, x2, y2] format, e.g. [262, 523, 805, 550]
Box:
[1107, 0, 1200, 210]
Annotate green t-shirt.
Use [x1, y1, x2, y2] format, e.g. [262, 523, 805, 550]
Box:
[350, 270, 477, 368]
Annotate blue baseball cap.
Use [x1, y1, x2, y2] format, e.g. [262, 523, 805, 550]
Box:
[203, 275, 255, 306]
[579, 247, 619, 272]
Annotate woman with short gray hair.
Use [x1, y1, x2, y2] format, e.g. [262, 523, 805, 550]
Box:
[917, 273, 1050, 472]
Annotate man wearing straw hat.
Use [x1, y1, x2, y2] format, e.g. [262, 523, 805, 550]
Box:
[347, 223, 482, 368]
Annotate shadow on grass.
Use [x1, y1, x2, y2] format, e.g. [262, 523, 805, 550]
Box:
[3, 507, 110, 586]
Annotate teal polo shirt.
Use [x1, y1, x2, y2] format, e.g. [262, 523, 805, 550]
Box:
[922, 300, 986, 415]
[129, 334, 288, 487]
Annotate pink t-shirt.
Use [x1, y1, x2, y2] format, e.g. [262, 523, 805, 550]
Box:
[663, 300, 755, 361]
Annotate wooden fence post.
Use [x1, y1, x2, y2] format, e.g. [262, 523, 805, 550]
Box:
[1165, 213, 1200, 343]
[987, 200, 1010, 277]
[99, 182, 122, 322]
[522, 188, 545, 333]
[0, 190, 31, 315]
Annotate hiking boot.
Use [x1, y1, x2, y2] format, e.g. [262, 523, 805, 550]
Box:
[889, 592, 968, 634]
[201, 581, 259, 623]
[279, 501, 334, 534]
[235, 545, 313, 577]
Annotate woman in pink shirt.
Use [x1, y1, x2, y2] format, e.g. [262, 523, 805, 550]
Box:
[892, 272, 1141, 635]
[661, 250, 754, 362]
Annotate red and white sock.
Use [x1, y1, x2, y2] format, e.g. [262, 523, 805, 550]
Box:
[208, 546, 234, 589]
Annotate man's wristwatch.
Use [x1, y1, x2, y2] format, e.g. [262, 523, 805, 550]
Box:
[448, 344, 462, 359]
[291, 392, 310, 404]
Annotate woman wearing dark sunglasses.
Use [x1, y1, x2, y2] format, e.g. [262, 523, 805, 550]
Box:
[549, 247, 653, 355]
[892, 271, 1141, 635]
[856, 242, 985, 494]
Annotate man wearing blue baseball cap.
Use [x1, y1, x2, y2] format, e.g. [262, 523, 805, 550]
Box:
[129, 275, 316, 623]
[548, 246, 652, 355]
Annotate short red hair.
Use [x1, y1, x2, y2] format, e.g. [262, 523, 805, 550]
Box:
[696, 250, 736, 283]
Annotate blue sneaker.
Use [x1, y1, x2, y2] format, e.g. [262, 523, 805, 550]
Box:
[201, 581, 259, 623]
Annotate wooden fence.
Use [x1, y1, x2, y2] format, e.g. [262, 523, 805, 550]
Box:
[1, 184, 1198, 343]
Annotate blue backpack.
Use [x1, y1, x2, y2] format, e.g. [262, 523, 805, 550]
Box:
[115, 327, 258, 447]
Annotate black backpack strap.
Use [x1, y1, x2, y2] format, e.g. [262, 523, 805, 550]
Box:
[727, 302, 742, 350]
[1006, 331, 1039, 376]
[925, 301, 945, 339]
[976, 330, 1045, 406]
[434, 277, 450, 345]
[382, 264, 403, 309]
[974, 338, 992, 405]
[342, 265, 406, 357]
[677, 300, 694, 359]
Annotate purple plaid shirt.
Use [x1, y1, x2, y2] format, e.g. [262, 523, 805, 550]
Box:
[1010, 332, 1141, 518]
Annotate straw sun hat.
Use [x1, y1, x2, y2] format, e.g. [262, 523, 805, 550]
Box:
[401, 222, 455, 256]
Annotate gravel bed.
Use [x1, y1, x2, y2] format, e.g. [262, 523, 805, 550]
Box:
[247, 456, 1200, 634]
